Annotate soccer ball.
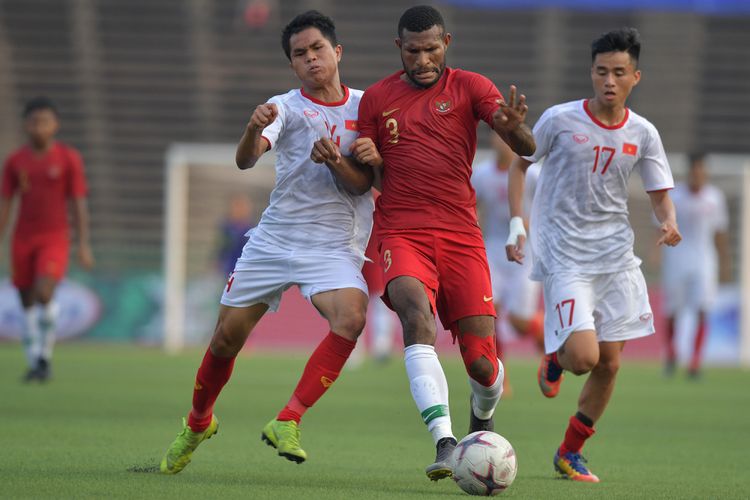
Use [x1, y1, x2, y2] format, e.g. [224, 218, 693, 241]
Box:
[452, 431, 517, 496]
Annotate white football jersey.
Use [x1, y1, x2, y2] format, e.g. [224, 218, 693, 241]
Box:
[471, 161, 539, 245]
[662, 182, 728, 276]
[525, 99, 673, 278]
[253, 86, 374, 257]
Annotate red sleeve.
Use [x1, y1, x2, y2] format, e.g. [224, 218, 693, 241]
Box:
[66, 147, 88, 198]
[1, 156, 17, 198]
[357, 88, 379, 146]
[468, 72, 503, 126]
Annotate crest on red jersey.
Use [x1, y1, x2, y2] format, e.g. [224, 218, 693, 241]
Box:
[434, 95, 452, 113]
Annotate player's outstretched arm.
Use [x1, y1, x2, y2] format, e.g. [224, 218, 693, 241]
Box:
[71, 197, 95, 270]
[506, 156, 532, 264]
[492, 85, 535, 157]
[236, 103, 277, 170]
[649, 190, 682, 247]
[310, 137, 376, 196]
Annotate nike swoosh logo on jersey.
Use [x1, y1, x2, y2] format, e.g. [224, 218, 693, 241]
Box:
[382, 108, 399, 117]
[483, 295, 493, 302]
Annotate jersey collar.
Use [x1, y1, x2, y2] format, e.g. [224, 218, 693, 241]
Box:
[583, 99, 629, 130]
[300, 85, 349, 107]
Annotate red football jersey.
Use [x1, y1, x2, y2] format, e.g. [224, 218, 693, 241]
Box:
[1, 142, 88, 237]
[358, 67, 502, 232]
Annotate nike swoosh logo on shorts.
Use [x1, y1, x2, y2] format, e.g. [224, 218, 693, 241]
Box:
[483, 295, 493, 302]
[382, 108, 399, 117]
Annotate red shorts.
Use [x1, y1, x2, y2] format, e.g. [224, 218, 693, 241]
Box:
[378, 228, 495, 329]
[362, 222, 384, 295]
[11, 232, 69, 289]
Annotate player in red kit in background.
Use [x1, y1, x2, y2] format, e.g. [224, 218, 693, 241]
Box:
[353, 5, 535, 480]
[0, 97, 94, 382]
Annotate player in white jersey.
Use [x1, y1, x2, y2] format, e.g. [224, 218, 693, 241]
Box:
[472, 134, 543, 393]
[160, 11, 379, 474]
[506, 28, 681, 483]
[662, 154, 729, 378]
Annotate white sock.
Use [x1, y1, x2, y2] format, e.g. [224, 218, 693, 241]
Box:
[404, 344, 454, 444]
[38, 302, 58, 361]
[23, 307, 41, 367]
[469, 358, 504, 420]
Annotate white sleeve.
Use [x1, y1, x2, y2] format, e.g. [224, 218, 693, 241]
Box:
[522, 108, 556, 163]
[260, 96, 286, 150]
[637, 125, 674, 192]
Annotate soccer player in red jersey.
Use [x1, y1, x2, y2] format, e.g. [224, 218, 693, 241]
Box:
[353, 5, 535, 480]
[0, 97, 94, 382]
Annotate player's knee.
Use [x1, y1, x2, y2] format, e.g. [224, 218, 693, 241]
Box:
[458, 332, 499, 386]
[594, 356, 620, 379]
[332, 308, 367, 338]
[210, 320, 243, 357]
[568, 352, 599, 375]
[468, 356, 497, 386]
[400, 309, 435, 345]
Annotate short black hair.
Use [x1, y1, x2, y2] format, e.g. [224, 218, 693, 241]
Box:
[591, 27, 641, 66]
[688, 152, 706, 169]
[281, 10, 337, 61]
[397, 5, 445, 38]
[23, 96, 58, 118]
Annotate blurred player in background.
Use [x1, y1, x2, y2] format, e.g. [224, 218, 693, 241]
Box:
[471, 132, 544, 393]
[507, 28, 681, 482]
[216, 193, 255, 279]
[0, 96, 94, 382]
[160, 11, 375, 474]
[355, 5, 535, 480]
[662, 153, 729, 379]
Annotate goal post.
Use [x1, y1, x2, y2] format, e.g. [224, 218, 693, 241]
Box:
[162, 143, 275, 353]
[741, 163, 750, 368]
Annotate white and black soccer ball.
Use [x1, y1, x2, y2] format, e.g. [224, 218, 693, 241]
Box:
[452, 431, 517, 496]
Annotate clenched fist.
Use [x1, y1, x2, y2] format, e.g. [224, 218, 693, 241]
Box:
[248, 103, 278, 131]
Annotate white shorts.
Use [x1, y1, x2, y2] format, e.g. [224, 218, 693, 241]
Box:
[486, 240, 540, 319]
[662, 265, 717, 315]
[220, 236, 368, 311]
[542, 267, 654, 354]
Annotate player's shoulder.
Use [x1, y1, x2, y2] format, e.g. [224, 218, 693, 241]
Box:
[546, 100, 584, 119]
[704, 183, 726, 202]
[266, 88, 301, 109]
[4, 145, 29, 165]
[347, 86, 364, 105]
[626, 108, 660, 136]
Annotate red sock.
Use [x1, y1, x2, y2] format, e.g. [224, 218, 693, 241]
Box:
[665, 316, 676, 363]
[187, 348, 236, 432]
[559, 414, 595, 455]
[690, 312, 707, 372]
[277, 331, 356, 423]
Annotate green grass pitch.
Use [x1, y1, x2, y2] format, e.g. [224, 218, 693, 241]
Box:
[1, 343, 748, 499]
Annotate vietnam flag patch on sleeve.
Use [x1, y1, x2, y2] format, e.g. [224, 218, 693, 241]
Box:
[345, 120, 358, 131]
[622, 143, 638, 156]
